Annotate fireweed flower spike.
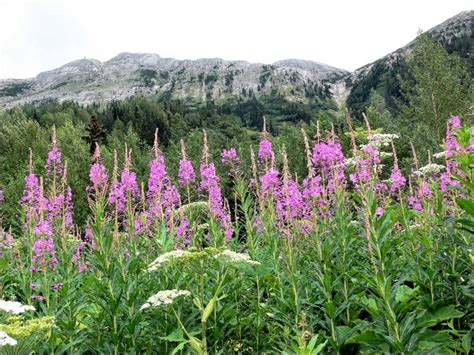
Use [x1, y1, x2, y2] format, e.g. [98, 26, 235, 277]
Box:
[20, 169, 42, 225]
[178, 139, 196, 187]
[440, 116, 464, 193]
[221, 147, 241, 176]
[258, 116, 273, 166]
[312, 137, 346, 193]
[388, 142, 406, 194]
[45, 126, 63, 178]
[200, 133, 234, 241]
[147, 134, 180, 225]
[89, 144, 108, 197]
[108, 150, 124, 213]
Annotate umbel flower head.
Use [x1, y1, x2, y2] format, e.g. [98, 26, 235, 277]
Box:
[0, 331, 17, 347]
[147, 250, 192, 272]
[0, 300, 35, 314]
[215, 250, 261, 266]
[140, 289, 191, 310]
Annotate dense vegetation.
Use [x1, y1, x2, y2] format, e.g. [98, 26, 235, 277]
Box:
[0, 33, 472, 353]
[0, 115, 472, 353]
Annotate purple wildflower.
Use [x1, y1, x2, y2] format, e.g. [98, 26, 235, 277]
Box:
[30, 237, 58, 272]
[221, 148, 241, 176]
[389, 167, 406, 193]
[260, 168, 280, 196]
[200, 162, 233, 240]
[258, 138, 273, 162]
[178, 159, 196, 187]
[45, 145, 63, 177]
[33, 220, 53, 237]
[90, 162, 108, 190]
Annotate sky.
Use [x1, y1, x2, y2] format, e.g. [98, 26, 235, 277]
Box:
[0, 0, 471, 79]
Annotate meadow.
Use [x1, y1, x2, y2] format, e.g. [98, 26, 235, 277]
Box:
[0, 115, 472, 354]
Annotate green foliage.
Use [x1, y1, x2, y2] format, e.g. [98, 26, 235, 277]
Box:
[401, 34, 471, 144]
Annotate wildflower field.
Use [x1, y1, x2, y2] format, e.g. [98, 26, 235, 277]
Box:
[0, 116, 473, 354]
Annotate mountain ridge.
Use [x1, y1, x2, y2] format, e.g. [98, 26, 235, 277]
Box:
[0, 10, 471, 109]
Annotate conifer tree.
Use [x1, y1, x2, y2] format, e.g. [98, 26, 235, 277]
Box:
[85, 114, 106, 155]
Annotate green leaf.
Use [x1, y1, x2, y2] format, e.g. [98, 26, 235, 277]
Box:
[359, 296, 379, 315]
[307, 334, 319, 350]
[416, 330, 454, 351]
[159, 328, 185, 342]
[395, 285, 419, 305]
[462, 332, 471, 354]
[312, 340, 328, 354]
[417, 305, 464, 327]
[456, 198, 474, 216]
[346, 330, 384, 346]
[171, 341, 187, 354]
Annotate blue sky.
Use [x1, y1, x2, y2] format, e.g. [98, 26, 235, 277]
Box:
[0, 0, 471, 78]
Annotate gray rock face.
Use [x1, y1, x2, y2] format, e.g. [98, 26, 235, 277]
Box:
[0, 10, 470, 109]
[0, 52, 348, 108]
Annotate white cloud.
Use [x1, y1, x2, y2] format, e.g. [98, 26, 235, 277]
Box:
[0, 0, 471, 78]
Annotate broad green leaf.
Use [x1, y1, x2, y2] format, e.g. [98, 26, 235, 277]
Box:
[395, 285, 419, 305]
[159, 328, 185, 342]
[417, 305, 464, 327]
[456, 198, 474, 216]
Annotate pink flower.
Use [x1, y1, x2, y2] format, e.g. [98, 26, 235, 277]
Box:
[176, 216, 191, 247]
[258, 138, 273, 161]
[45, 146, 63, 176]
[31, 237, 57, 272]
[89, 162, 108, 189]
[200, 163, 220, 190]
[350, 144, 381, 188]
[408, 196, 423, 211]
[312, 139, 346, 192]
[221, 148, 241, 176]
[260, 168, 280, 196]
[302, 175, 323, 199]
[33, 220, 53, 237]
[147, 154, 180, 222]
[200, 162, 233, 240]
[178, 159, 196, 187]
[389, 168, 406, 193]
[276, 178, 307, 224]
[52, 282, 64, 291]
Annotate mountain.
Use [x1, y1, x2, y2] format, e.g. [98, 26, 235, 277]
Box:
[0, 10, 471, 110]
[344, 10, 473, 117]
[0, 53, 348, 108]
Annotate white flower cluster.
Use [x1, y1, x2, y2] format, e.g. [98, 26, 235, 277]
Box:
[147, 250, 191, 272]
[415, 164, 445, 176]
[140, 289, 191, 310]
[215, 250, 261, 266]
[0, 300, 35, 314]
[0, 331, 17, 347]
[433, 151, 446, 159]
[368, 133, 399, 148]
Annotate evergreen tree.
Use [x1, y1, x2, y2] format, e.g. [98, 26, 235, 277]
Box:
[85, 114, 106, 155]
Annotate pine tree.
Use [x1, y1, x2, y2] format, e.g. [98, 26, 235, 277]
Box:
[85, 114, 106, 155]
